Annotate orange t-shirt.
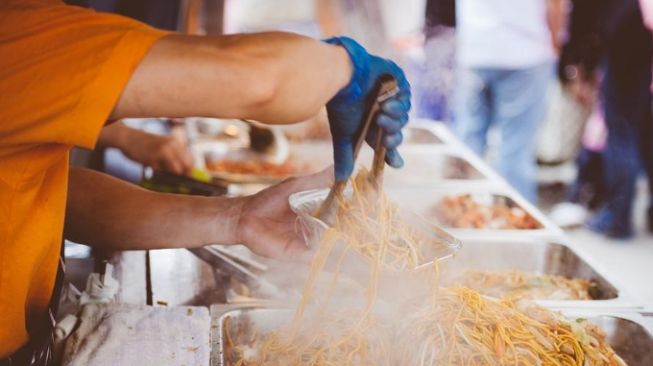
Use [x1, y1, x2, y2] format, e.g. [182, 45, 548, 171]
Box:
[0, 0, 167, 356]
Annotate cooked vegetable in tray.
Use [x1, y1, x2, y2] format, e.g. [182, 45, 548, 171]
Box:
[449, 270, 599, 300]
[205, 159, 300, 177]
[433, 193, 542, 229]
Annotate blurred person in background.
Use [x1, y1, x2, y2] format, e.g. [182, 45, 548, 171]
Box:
[225, 0, 346, 38]
[414, 0, 456, 122]
[559, 0, 653, 238]
[549, 105, 608, 228]
[548, 0, 604, 228]
[454, 0, 564, 203]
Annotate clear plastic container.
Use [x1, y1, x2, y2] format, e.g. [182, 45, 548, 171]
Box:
[289, 188, 462, 271]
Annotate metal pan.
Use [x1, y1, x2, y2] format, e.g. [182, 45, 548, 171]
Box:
[558, 310, 653, 366]
[384, 184, 563, 240]
[192, 138, 322, 185]
[407, 119, 460, 146]
[375, 146, 487, 184]
[210, 305, 653, 366]
[198, 240, 634, 309]
[437, 239, 636, 308]
[404, 126, 444, 144]
[271, 143, 488, 185]
[202, 147, 299, 184]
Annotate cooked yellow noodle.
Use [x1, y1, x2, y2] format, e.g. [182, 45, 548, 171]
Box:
[227, 170, 626, 366]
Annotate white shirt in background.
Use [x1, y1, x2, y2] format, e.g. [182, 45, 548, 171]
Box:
[225, 0, 316, 34]
[456, 0, 555, 68]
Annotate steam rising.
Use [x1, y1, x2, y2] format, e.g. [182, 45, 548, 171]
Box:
[225, 171, 625, 366]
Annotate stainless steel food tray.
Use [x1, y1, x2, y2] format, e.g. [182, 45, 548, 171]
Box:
[197, 240, 634, 309]
[407, 119, 457, 145]
[558, 310, 653, 366]
[210, 305, 292, 366]
[209, 305, 653, 366]
[290, 143, 490, 188]
[192, 140, 328, 185]
[437, 239, 639, 308]
[407, 120, 538, 191]
[404, 125, 444, 144]
[385, 184, 563, 239]
[372, 146, 488, 184]
[286, 142, 487, 183]
[190, 121, 496, 194]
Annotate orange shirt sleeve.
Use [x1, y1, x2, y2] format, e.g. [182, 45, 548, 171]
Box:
[0, 0, 169, 357]
[0, 0, 169, 151]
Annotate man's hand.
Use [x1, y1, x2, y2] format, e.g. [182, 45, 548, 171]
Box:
[98, 122, 194, 175]
[236, 168, 334, 262]
[324, 37, 411, 182]
[66, 167, 333, 263]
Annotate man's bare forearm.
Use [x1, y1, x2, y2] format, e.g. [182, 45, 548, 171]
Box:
[112, 32, 352, 124]
[65, 167, 243, 250]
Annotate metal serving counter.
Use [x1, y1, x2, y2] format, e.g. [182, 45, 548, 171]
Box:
[93, 120, 650, 366]
[183, 122, 648, 311]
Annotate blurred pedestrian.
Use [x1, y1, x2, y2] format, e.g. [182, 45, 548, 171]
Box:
[561, 0, 653, 238]
[414, 0, 456, 122]
[454, 0, 563, 202]
[549, 104, 607, 228]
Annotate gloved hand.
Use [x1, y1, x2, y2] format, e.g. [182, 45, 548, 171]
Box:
[325, 37, 411, 181]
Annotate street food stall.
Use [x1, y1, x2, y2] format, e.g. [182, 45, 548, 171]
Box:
[58, 119, 653, 366]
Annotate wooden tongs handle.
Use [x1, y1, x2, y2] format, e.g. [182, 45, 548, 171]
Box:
[316, 75, 400, 223]
[370, 77, 399, 185]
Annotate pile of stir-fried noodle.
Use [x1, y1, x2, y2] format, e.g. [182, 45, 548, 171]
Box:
[451, 270, 596, 301]
[226, 170, 626, 366]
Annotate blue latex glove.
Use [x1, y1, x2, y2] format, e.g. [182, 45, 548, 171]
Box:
[325, 37, 411, 182]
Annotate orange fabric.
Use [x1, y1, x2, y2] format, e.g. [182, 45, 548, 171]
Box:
[0, 0, 167, 357]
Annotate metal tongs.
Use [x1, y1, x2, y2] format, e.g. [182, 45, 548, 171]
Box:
[189, 246, 278, 290]
[315, 75, 400, 225]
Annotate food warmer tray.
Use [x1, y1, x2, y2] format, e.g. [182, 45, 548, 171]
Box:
[410, 120, 543, 191]
[195, 239, 636, 310]
[404, 125, 444, 144]
[367, 145, 488, 184]
[287, 142, 490, 184]
[209, 305, 653, 366]
[385, 184, 563, 240]
[439, 238, 640, 309]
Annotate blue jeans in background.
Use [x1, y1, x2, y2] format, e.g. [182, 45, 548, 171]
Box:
[589, 60, 652, 237]
[454, 62, 552, 202]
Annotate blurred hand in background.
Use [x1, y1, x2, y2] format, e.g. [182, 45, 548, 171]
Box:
[98, 122, 194, 175]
